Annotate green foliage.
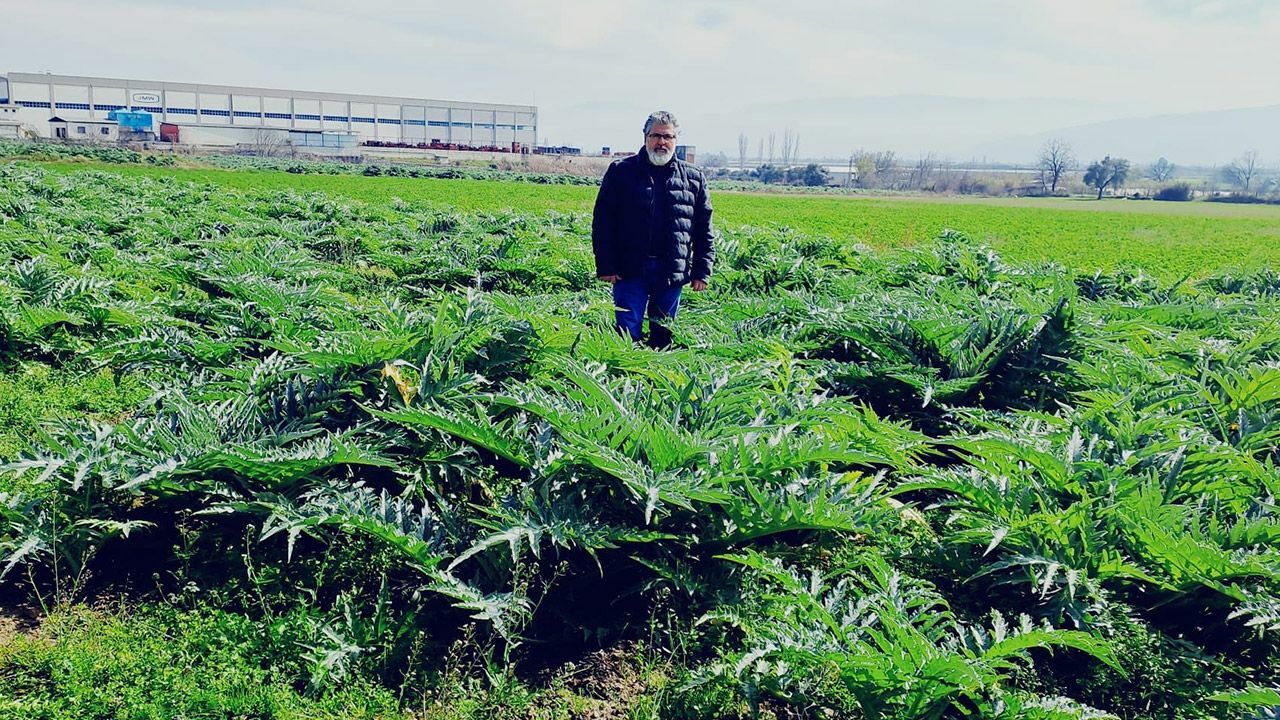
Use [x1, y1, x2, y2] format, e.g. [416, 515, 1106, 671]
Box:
[32, 157, 1280, 283]
[0, 363, 148, 462]
[1084, 157, 1132, 199]
[701, 550, 1120, 719]
[0, 160, 1277, 718]
[0, 604, 408, 720]
[207, 152, 601, 185]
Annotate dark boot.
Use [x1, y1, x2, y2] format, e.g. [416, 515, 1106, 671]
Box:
[645, 323, 673, 350]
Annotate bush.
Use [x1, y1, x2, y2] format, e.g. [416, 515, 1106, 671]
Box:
[1154, 184, 1192, 201]
[1208, 193, 1280, 205]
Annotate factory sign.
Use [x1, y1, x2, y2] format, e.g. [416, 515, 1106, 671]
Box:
[131, 92, 161, 104]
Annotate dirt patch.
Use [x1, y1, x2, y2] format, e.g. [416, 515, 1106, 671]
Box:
[0, 600, 43, 646]
[529, 642, 666, 720]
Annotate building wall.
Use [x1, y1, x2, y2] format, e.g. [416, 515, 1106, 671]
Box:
[53, 120, 118, 142]
[2, 72, 537, 148]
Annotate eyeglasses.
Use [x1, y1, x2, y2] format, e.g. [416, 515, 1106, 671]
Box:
[647, 133, 677, 141]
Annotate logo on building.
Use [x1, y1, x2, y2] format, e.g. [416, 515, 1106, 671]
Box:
[131, 92, 161, 104]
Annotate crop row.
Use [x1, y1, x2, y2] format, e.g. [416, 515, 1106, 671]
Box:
[0, 162, 1278, 718]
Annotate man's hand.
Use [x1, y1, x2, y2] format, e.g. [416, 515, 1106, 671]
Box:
[690, 279, 708, 292]
[598, 274, 621, 284]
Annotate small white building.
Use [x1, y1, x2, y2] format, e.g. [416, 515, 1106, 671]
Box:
[0, 104, 22, 138]
[49, 116, 118, 142]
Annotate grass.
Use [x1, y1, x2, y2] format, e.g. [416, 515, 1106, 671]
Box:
[0, 364, 150, 464]
[0, 604, 409, 720]
[37, 160, 1280, 281]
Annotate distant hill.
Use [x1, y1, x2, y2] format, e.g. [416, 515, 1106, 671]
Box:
[970, 105, 1280, 166]
[702, 95, 1128, 164]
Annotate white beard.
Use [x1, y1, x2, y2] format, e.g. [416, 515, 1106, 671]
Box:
[647, 147, 674, 166]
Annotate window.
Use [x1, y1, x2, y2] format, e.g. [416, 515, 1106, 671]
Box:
[427, 120, 449, 127]
[199, 109, 231, 117]
[377, 118, 401, 125]
[264, 112, 292, 119]
[100, 127, 110, 135]
[233, 110, 262, 118]
[56, 102, 91, 110]
[351, 116, 375, 124]
[450, 122, 471, 127]
[132, 106, 162, 113]
[295, 113, 321, 121]
[17, 101, 52, 108]
[323, 115, 349, 122]
[403, 119, 426, 126]
[94, 104, 125, 111]
[167, 107, 197, 115]
[77, 126, 87, 134]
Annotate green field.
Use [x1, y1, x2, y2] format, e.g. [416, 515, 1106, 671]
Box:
[42, 159, 1280, 280]
[2, 157, 1279, 719]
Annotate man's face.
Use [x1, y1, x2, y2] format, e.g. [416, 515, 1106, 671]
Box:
[645, 122, 677, 165]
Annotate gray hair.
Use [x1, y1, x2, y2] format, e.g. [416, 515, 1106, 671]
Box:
[643, 111, 679, 136]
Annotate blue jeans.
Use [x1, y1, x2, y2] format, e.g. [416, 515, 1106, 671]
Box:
[613, 259, 682, 344]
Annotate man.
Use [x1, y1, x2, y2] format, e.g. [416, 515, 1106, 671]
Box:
[591, 111, 714, 348]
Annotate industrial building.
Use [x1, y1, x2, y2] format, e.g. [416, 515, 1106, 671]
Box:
[0, 72, 537, 151]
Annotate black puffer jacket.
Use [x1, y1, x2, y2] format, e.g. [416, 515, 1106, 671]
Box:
[591, 149, 714, 286]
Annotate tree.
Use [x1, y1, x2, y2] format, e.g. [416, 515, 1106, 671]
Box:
[781, 129, 796, 166]
[767, 132, 776, 164]
[793, 163, 830, 187]
[1083, 156, 1130, 199]
[737, 133, 748, 170]
[701, 151, 728, 168]
[1222, 150, 1261, 192]
[908, 153, 939, 190]
[1037, 138, 1075, 194]
[1146, 157, 1175, 182]
[852, 150, 896, 189]
[755, 164, 785, 183]
[250, 127, 288, 158]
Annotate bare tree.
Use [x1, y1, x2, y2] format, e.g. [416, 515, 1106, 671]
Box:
[853, 149, 897, 189]
[793, 134, 800, 163]
[852, 150, 876, 188]
[250, 127, 288, 158]
[1037, 138, 1075, 194]
[767, 132, 776, 164]
[908, 153, 939, 190]
[757, 138, 764, 164]
[1222, 150, 1261, 192]
[737, 133, 748, 170]
[1145, 157, 1176, 182]
[781, 129, 795, 166]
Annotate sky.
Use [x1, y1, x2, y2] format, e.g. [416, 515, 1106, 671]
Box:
[6, 0, 1280, 162]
